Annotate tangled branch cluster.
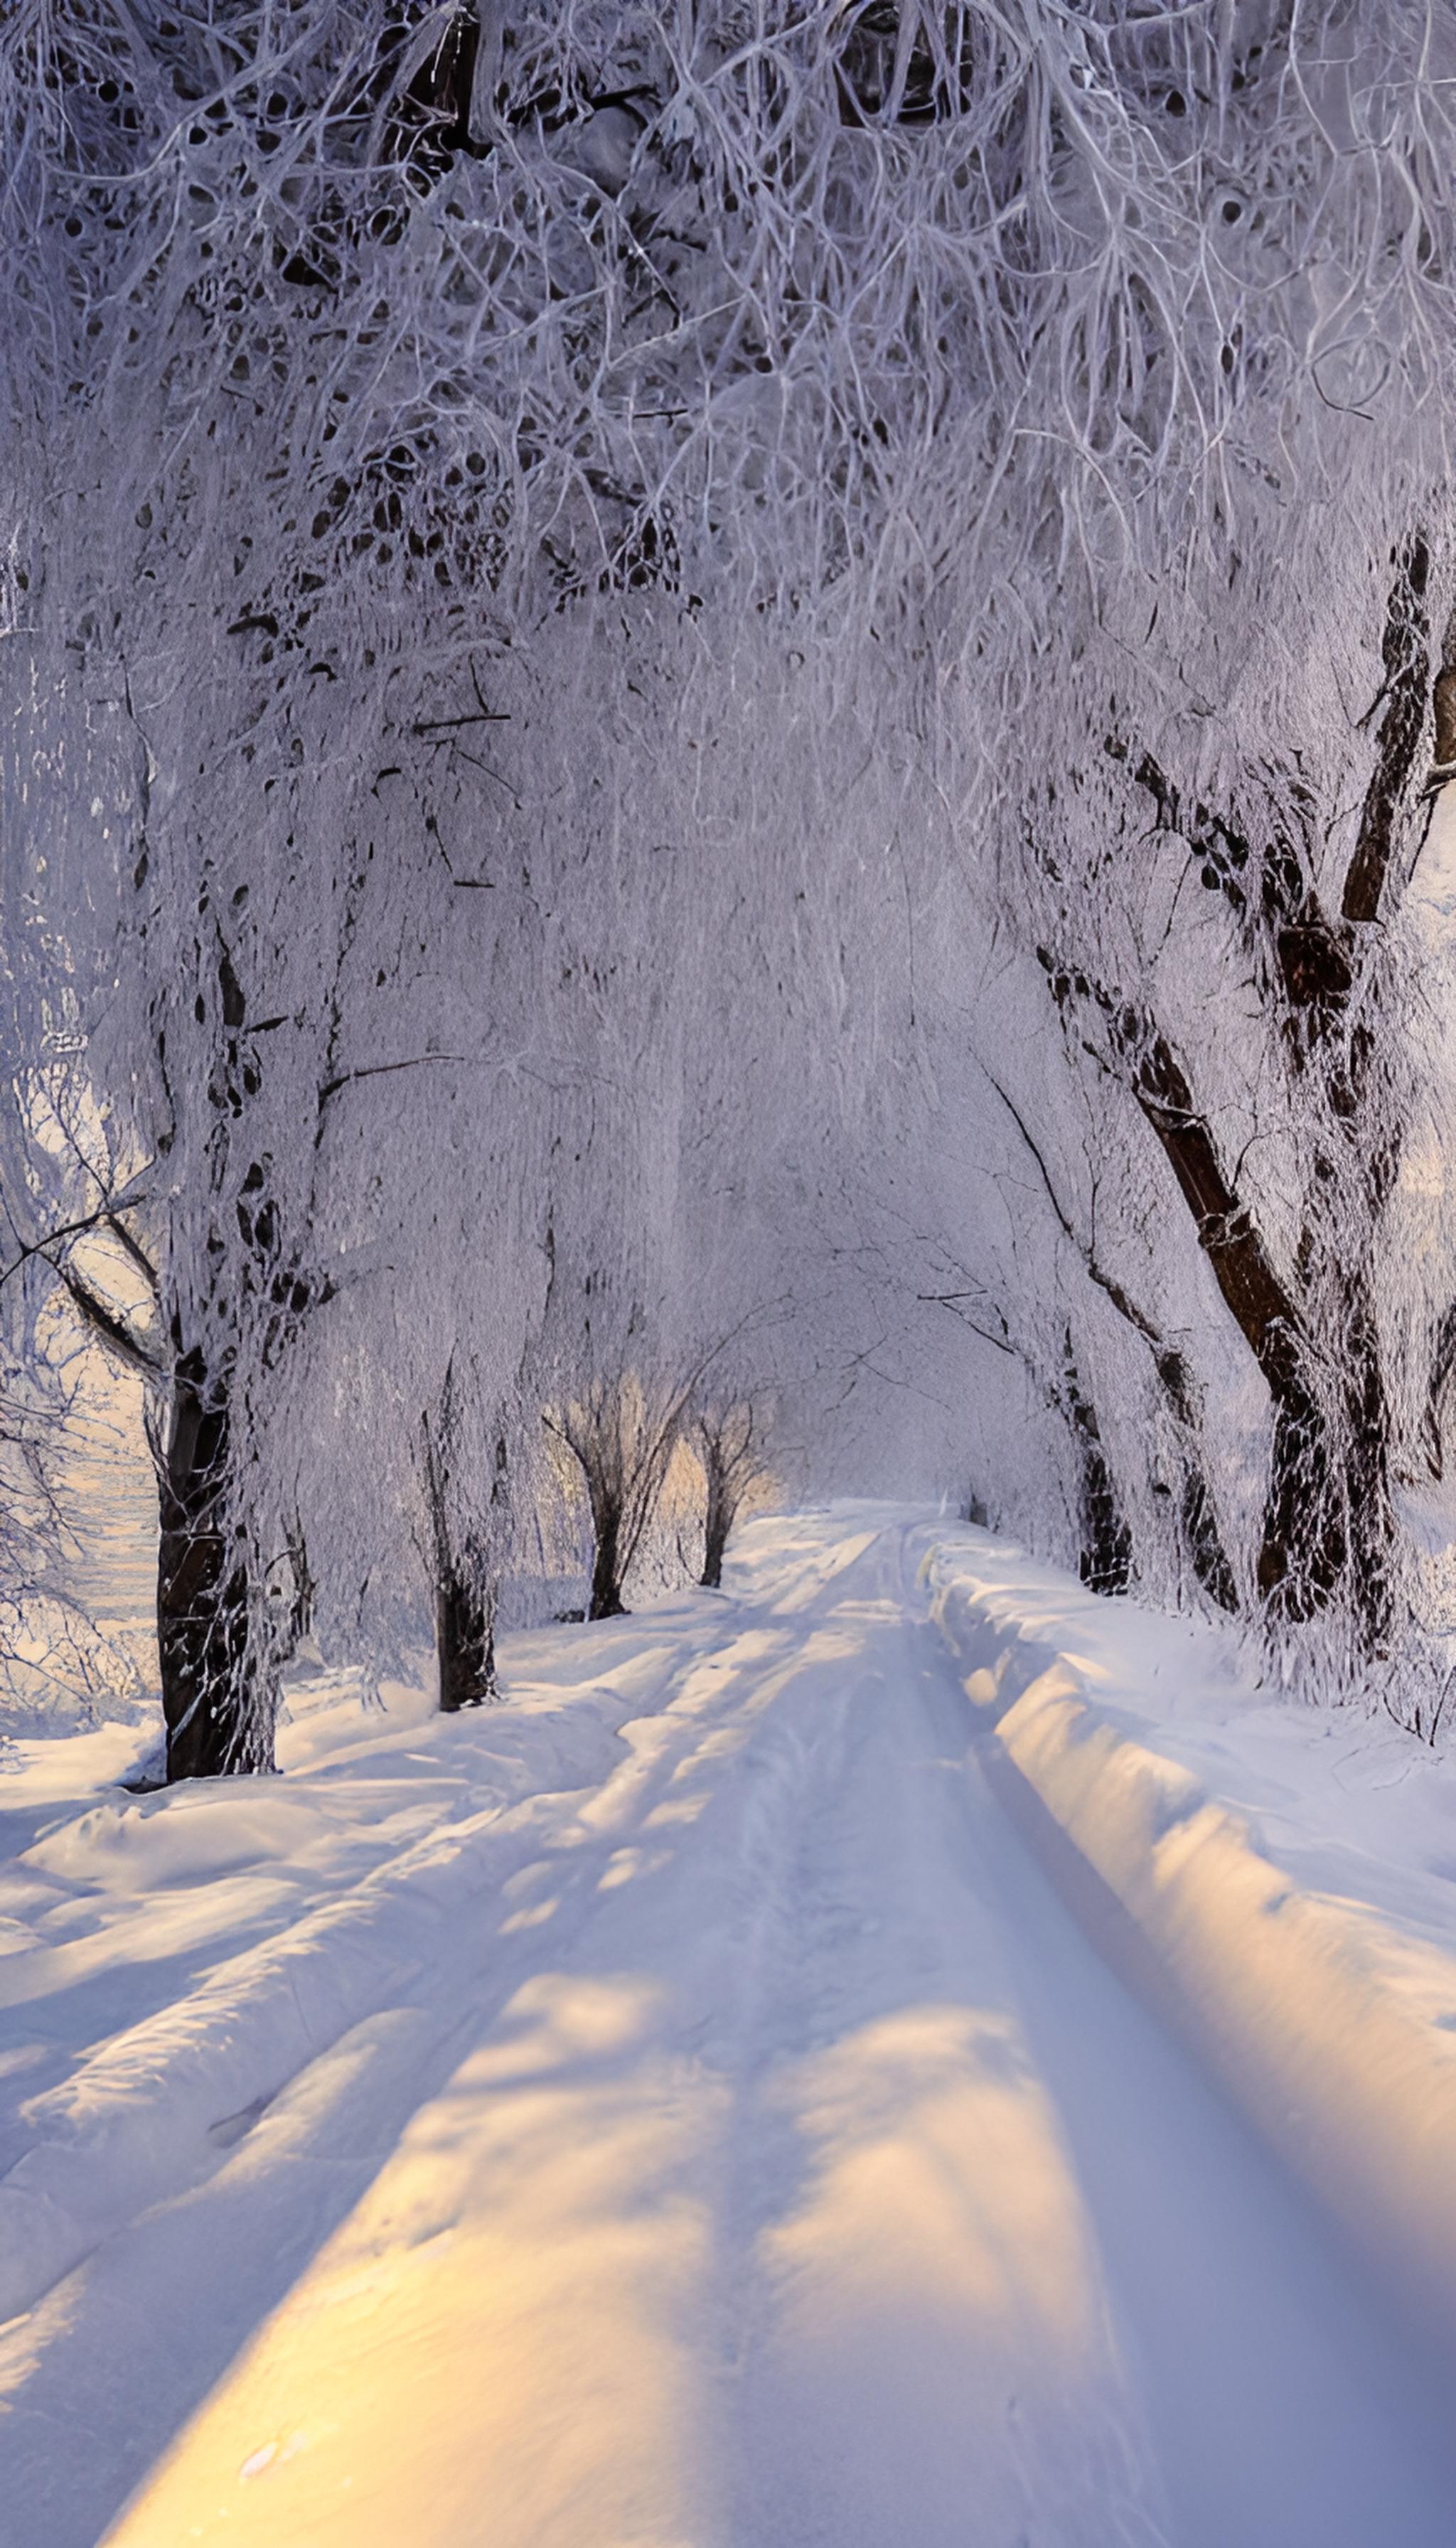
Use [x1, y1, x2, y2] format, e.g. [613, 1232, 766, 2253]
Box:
[4, 1, 1451, 657]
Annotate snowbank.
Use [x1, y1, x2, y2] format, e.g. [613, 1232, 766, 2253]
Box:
[923, 1530, 1456, 2352]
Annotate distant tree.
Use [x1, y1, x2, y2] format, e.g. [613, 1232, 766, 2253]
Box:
[545, 1371, 696, 1622]
[695, 1399, 774, 1590]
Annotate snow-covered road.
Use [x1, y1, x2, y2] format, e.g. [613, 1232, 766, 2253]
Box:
[6, 1515, 1455, 2546]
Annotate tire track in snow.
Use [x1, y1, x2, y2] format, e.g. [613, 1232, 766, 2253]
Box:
[97, 1524, 1174, 2547]
[711, 1546, 1172, 2548]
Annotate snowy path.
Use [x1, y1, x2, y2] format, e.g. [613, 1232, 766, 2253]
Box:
[6, 1516, 1455, 2546]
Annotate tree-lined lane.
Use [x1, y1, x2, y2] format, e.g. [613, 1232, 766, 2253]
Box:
[97, 1519, 1455, 2547]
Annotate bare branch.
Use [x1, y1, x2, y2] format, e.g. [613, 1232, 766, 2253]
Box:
[50, 1260, 165, 1380]
[0, 1182, 154, 1292]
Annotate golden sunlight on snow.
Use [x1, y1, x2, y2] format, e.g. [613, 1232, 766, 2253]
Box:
[102, 1972, 717, 2548]
[730, 2001, 1119, 2543]
[761, 2004, 1097, 2363]
[100, 1976, 1105, 2547]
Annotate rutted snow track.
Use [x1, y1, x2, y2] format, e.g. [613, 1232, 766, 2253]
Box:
[5, 1516, 1454, 2547]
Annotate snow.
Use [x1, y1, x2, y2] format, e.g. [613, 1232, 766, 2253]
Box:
[925, 1523, 1456, 1956]
[2, 1512, 1455, 2544]
[925, 1526, 1456, 2350]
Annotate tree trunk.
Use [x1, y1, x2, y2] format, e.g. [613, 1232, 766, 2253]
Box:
[437, 1567, 496, 1709]
[589, 1501, 628, 1619]
[157, 1346, 274, 1779]
[981, 1068, 1234, 1611]
[700, 1460, 733, 1588]
[1056, 1345, 1133, 1595]
[1180, 1469, 1238, 1612]
[284, 1522, 317, 1653]
[1256, 1271, 1397, 1645]
[1084, 994, 1397, 1653]
[695, 1406, 764, 1590]
[420, 1386, 502, 1703]
[693, 1427, 739, 1580]
[1147, 554, 1427, 1652]
[1154, 1352, 1238, 1612]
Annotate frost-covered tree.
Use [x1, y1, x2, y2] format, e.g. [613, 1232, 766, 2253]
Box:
[544, 1370, 687, 1622]
[1027, 554, 1452, 1667]
[695, 1398, 774, 1590]
[5, 0, 1456, 1736]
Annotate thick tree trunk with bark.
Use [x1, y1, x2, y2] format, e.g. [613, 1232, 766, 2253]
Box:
[157, 1345, 274, 1779]
[32, 1208, 274, 1776]
[1053, 1344, 1132, 1595]
[1123, 1024, 1386, 1629]
[436, 1565, 496, 1709]
[1115, 1006, 1394, 1642]
[588, 1500, 628, 1619]
[422, 1381, 503, 1701]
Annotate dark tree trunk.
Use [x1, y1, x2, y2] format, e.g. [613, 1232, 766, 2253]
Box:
[157, 1346, 274, 1780]
[421, 1381, 502, 1703]
[982, 1068, 1235, 1610]
[1154, 1351, 1238, 1612]
[589, 1502, 628, 1619]
[1133, 1025, 1396, 1640]
[1180, 1470, 1239, 1613]
[1057, 1346, 1133, 1595]
[1421, 1299, 1456, 1480]
[437, 1567, 496, 1709]
[700, 1507, 729, 1590]
[695, 1406, 763, 1591]
[1033, 969, 1399, 1649]
[1077, 1449, 1132, 1594]
[1249, 1278, 1398, 1640]
[700, 1465, 734, 1588]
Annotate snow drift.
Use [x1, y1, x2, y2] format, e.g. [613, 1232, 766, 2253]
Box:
[926, 1529, 1456, 2355]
